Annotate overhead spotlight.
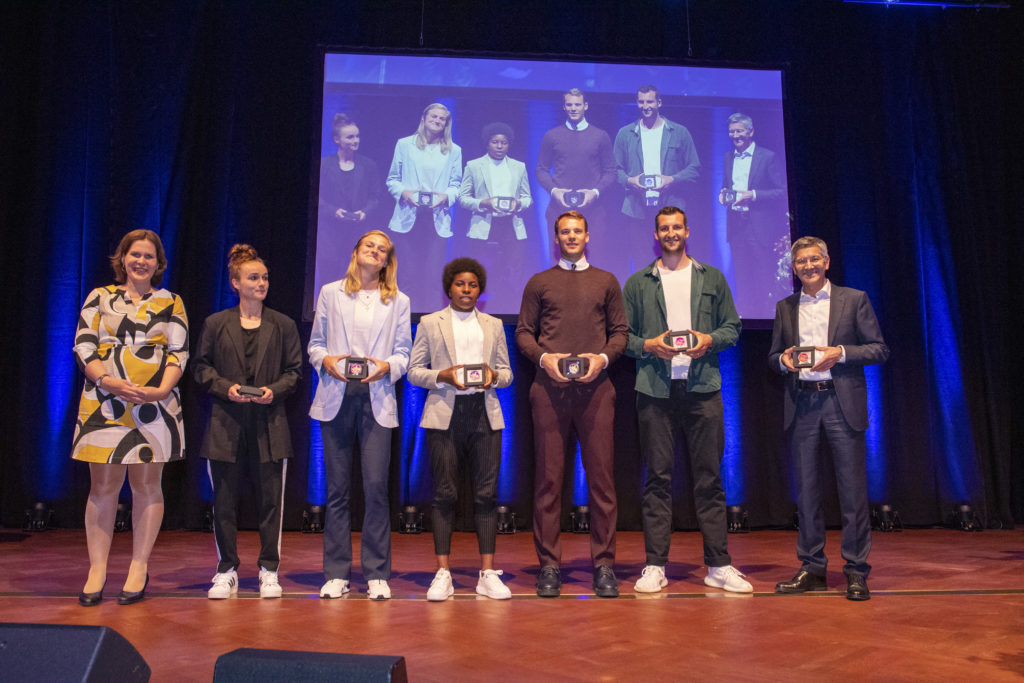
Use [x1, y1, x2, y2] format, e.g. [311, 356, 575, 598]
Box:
[953, 504, 982, 532]
[115, 503, 133, 532]
[496, 505, 517, 535]
[302, 504, 324, 533]
[570, 505, 590, 534]
[727, 505, 749, 534]
[399, 505, 424, 535]
[24, 502, 53, 532]
[871, 504, 902, 532]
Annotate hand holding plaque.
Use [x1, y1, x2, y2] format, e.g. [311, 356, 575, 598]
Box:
[493, 196, 515, 213]
[416, 191, 434, 207]
[564, 190, 585, 208]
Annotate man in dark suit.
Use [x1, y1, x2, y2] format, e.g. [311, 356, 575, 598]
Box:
[719, 113, 788, 316]
[768, 236, 889, 601]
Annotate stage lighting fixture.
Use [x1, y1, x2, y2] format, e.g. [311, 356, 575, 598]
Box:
[23, 502, 53, 531]
[302, 504, 324, 533]
[496, 505, 517, 535]
[570, 505, 590, 534]
[399, 505, 424, 535]
[871, 504, 902, 532]
[727, 505, 750, 534]
[953, 504, 982, 532]
[114, 503, 132, 532]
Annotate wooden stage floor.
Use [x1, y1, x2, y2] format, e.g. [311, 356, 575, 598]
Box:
[1, 528, 1022, 681]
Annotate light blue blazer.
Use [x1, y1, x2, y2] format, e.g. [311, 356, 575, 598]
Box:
[407, 307, 512, 431]
[308, 280, 412, 428]
[458, 155, 532, 241]
[385, 134, 463, 237]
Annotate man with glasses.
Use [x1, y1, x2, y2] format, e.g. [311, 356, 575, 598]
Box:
[768, 236, 889, 601]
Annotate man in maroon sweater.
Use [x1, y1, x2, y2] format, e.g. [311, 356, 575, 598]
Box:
[536, 89, 618, 275]
[515, 210, 628, 598]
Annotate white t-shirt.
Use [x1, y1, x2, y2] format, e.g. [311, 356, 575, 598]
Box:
[659, 263, 693, 379]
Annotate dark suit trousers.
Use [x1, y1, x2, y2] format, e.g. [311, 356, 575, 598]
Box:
[319, 383, 393, 582]
[791, 388, 872, 577]
[426, 393, 502, 556]
[530, 377, 617, 568]
[206, 410, 286, 573]
[637, 384, 731, 568]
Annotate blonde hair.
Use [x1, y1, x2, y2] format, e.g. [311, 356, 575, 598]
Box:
[227, 244, 265, 291]
[342, 230, 399, 304]
[414, 103, 454, 154]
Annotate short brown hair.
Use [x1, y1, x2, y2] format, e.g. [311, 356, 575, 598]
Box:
[654, 206, 688, 230]
[110, 229, 167, 287]
[554, 210, 588, 233]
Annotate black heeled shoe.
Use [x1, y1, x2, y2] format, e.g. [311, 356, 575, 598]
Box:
[117, 574, 149, 605]
[78, 582, 105, 607]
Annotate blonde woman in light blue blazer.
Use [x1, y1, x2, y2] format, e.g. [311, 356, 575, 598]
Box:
[309, 229, 411, 601]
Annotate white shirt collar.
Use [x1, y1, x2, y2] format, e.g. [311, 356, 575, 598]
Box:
[558, 256, 590, 271]
[565, 119, 590, 131]
[800, 279, 832, 301]
[734, 141, 757, 158]
[449, 305, 478, 321]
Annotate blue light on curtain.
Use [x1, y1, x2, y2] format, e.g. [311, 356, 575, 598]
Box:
[42, 278, 78, 500]
[307, 372, 326, 506]
[864, 365, 886, 501]
[719, 346, 744, 505]
[572, 443, 588, 506]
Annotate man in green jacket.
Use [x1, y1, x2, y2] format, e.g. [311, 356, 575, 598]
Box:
[622, 206, 752, 594]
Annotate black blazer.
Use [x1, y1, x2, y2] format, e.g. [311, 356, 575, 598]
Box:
[193, 306, 302, 463]
[721, 144, 787, 241]
[768, 284, 889, 432]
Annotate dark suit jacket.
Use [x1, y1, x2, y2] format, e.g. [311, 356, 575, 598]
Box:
[722, 144, 787, 243]
[193, 306, 302, 463]
[768, 284, 889, 431]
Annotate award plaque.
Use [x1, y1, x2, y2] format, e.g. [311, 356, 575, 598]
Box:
[494, 196, 514, 212]
[461, 364, 486, 387]
[665, 330, 698, 351]
[238, 385, 263, 398]
[721, 188, 737, 205]
[564, 190, 585, 207]
[558, 356, 589, 380]
[793, 347, 815, 369]
[416, 191, 434, 207]
[343, 357, 368, 379]
[640, 174, 660, 189]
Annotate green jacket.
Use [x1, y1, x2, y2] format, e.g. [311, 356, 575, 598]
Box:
[622, 257, 741, 397]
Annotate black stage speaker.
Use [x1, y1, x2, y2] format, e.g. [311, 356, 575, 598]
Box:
[0, 623, 150, 682]
[214, 647, 408, 682]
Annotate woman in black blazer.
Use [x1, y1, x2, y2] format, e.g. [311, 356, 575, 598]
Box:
[193, 244, 302, 599]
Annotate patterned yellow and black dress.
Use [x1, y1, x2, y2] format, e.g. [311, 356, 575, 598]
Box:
[71, 285, 189, 464]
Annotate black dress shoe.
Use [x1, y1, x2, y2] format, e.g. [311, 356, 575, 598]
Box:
[845, 573, 870, 601]
[592, 565, 619, 598]
[78, 584, 104, 607]
[117, 574, 149, 605]
[775, 569, 827, 594]
[536, 566, 561, 598]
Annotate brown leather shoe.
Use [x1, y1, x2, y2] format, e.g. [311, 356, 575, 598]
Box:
[775, 569, 827, 594]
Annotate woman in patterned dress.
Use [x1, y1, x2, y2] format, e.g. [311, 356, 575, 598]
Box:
[71, 229, 188, 606]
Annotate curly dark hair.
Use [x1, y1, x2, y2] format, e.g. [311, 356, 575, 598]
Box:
[442, 257, 487, 296]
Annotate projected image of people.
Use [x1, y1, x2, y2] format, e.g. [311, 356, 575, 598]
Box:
[458, 122, 532, 309]
[718, 113, 789, 313]
[316, 113, 381, 292]
[536, 89, 616, 271]
[386, 103, 463, 290]
[614, 84, 701, 273]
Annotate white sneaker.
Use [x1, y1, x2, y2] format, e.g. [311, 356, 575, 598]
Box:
[367, 579, 391, 600]
[476, 569, 512, 600]
[259, 567, 282, 599]
[319, 578, 350, 599]
[634, 565, 668, 593]
[208, 570, 238, 599]
[705, 565, 753, 593]
[426, 568, 454, 601]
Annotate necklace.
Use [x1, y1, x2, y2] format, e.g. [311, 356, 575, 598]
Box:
[357, 290, 376, 310]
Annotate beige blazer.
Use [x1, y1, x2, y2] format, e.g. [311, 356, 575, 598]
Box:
[407, 307, 513, 430]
